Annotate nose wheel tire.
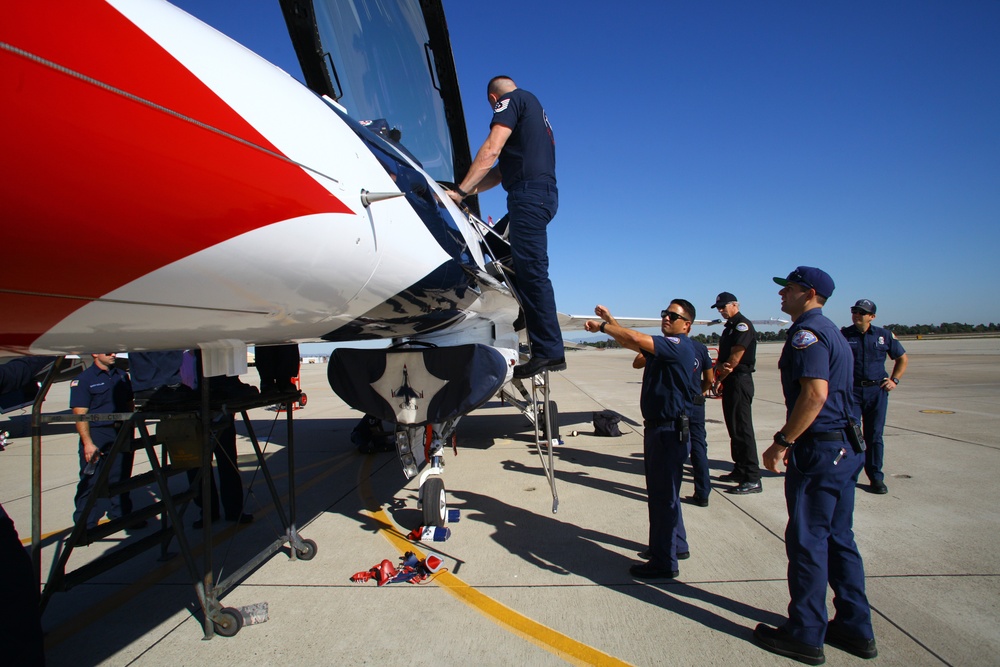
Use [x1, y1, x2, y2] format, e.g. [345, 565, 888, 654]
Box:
[422, 476, 446, 527]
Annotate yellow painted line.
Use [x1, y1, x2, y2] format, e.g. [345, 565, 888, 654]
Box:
[358, 457, 632, 667]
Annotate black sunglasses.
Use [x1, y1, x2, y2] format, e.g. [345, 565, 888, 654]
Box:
[850, 308, 871, 315]
[660, 309, 689, 322]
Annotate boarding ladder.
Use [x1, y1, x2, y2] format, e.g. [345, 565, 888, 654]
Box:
[468, 212, 559, 513]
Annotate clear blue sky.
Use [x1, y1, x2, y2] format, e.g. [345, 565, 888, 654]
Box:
[171, 0, 999, 331]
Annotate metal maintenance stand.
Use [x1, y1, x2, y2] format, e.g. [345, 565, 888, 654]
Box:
[30, 360, 313, 638]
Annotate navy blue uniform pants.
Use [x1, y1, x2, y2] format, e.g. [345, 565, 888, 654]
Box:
[73, 425, 135, 527]
[688, 405, 710, 499]
[0, 503, 45, 666]
[784, 435, 873, 647]
[721, 372, 760, 482]
[187, 415, 245, 520]
[129, 350, 184, 392]
[852, 385, 889, 483]
[506, 183, 563, 361]
[643, 424, 689, 570]
[256, 344, 300, 390]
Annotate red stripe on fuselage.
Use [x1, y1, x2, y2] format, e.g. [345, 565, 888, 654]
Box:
[0, 1, 351, 351]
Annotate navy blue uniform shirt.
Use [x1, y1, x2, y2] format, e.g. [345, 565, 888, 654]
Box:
[841, 324, 906, 381]
[69, 363, 132, 427]
[689, 338, 712, 420]
[491, 88, 556, 191]
[640, 334, 697, 422]
[692, 339, 712, 394]
[779, 308, 854, 432]
[718, 311, 757, 371]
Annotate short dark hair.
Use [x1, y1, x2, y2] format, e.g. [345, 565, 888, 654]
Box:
[671, 298, 696, 322]
[488, 75, 515, 96]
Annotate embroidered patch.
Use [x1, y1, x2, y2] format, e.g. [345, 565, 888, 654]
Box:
[665, 336, 680, 344]
[878, 336, 885, 345]
[791, 330, 819, 349]
[70, 379, 79, 387]
[736, 323, 749, 332]
[493, 99, 510, 113]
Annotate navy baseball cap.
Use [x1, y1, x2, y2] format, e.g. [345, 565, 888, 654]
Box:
[853, 299, 876, 314]
[711, 292, 738, 309]
[772, 266, 835, 299]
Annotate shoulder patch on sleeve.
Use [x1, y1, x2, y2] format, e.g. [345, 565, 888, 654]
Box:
[791, 330, 819, 349]
[664, 336, 680, 344]
[493, 99, 510, 113]
[891, 331, 897, 339]
[70, 379, 79, 387]
[736, 322, 749, 332]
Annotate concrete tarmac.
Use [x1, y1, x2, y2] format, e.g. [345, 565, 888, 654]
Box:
[2, 337, 998, 666]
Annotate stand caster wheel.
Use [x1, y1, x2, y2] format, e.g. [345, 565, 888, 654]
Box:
[295, 538, 317, 561]
[214, 607, 243, 637]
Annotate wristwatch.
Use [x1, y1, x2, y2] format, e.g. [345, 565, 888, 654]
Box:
[455, 187, 469, 199]
[773, 431, 794, 448]
[599, 321, 607, 333]
[891, 377, 900, 385]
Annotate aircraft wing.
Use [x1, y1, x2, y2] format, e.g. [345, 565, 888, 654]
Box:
[558, 314, 788, 330]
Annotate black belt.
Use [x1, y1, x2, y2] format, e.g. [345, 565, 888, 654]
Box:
[856, 379, 883, 387]
[643, 418, 677, 429]
[804, 430, 847, 441]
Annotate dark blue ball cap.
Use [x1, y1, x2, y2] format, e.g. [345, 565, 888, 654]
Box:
[773, 266, 835, 299]
[853, 299, 876, 314]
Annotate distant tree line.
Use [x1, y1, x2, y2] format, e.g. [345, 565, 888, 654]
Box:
[580, 322, 998, 349]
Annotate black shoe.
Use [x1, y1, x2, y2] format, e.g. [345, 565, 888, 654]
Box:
[870, 480, 888, 494]
[629, 561, 679, 579]
[227, 513, 254, 524]
[753, 624, 825, 665]
[214, 381, 260, 401]
[261, 382, 299, 398]
[726, 480, 762, 495]
[142, 384, 198, 409]
[825, 622, 877, 659]
[718, 471, 742, 483]
[637, 550, 689, 561]
[681, 495, 709, 507]
[513, 356, 566, 379]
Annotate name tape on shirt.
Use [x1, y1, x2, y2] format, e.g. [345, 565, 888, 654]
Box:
[736, 323, 749, 332]
[791, 330, 819, 349]
[493, 99, 510, 113]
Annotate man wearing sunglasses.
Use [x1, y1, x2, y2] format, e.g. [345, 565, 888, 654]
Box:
[754, 266, 876, 665]
[841, 299, 908, 494]
[587, 300, 698, 579]
[711, 291, 762, 494]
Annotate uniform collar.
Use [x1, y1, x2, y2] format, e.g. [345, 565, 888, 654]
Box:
[794, 307, 823, 325]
